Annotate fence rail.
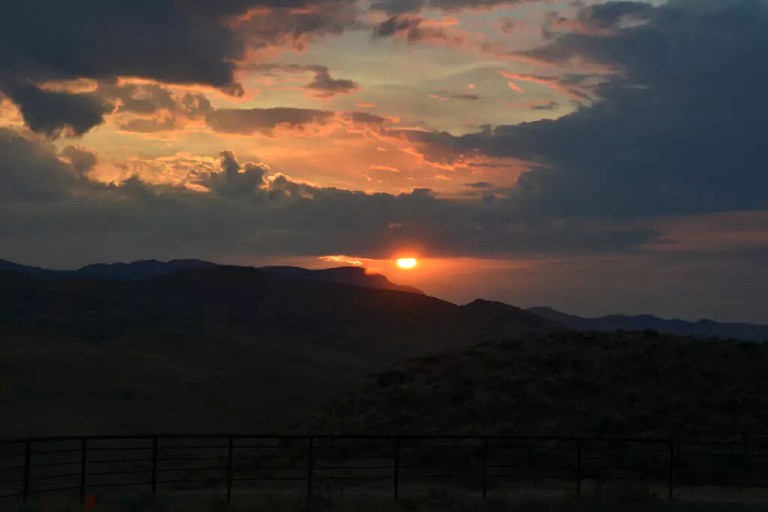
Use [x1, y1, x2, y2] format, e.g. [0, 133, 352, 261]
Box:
[3, 435, 768, 503]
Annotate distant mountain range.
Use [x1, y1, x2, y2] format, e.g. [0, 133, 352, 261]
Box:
[528, 307, 768, 342]
[3, 256, 767, 438]
[0, 261, 557, 437]
[0, 258, 421, 294]
[261, 266, 423, 295]
[2, 257, 766, 341]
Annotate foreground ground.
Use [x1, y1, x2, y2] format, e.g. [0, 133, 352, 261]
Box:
[7, 494, 768, 512]
[299, 330, 768, 439]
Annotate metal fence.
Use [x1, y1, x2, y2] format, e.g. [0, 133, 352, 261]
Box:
[3, 435, 768, 504]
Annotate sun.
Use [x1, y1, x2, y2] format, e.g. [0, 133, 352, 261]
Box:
[396, 257, 418, 270]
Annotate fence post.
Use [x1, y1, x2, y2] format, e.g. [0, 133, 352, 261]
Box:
[151, 437, 158, 495]
[80, 438, 87, 505]
[482, 438, 488, 501]
[307, 437, 314, 501]
[226, 436, 234, 504]
[393, 437, 400, 501]
[668, 439, 675, 501]
[22, 440, 31, 503]
[576, 439, 582, 497]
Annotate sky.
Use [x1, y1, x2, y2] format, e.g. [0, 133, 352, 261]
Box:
[1, 0, 768, 322]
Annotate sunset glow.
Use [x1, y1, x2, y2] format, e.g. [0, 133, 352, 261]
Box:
[2, 0, 768, 322]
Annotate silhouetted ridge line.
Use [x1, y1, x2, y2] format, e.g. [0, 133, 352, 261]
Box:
[0, 257, 423, 293]
[0, 264, 561, 438]
[528, 307, 768, 341]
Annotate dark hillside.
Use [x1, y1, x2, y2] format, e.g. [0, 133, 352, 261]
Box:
[300, 330, 768, 440]
[0, 267, 562, 437]
[261, 266, 424, 294]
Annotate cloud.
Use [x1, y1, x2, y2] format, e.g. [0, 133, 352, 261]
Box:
[250, 64, 359, 98]
[371, 15, 467, 45]
[103, 82, 214, 133]
[113, 83, 178, 115]
[3, 83, 112, 136]
[234, 1, 357, 53]
[576, 1, 655, 31]
[204, 107, 390, 137]
[372, 0, 426, 15]
[0, 129, 86, 201]
[305, 66, 360, 98]
[194, 151, 269, 198]
[0, 2, 236, 82]
[531, 100, 559, 111]
[373, 15, 424, 36]
[348, 111, 389, 126]
[466, 182, 493, 189]
[6, 131, 768, 323]
[371, 0, 539, 15]
[116, 117, 178, 134]
[60, 146, 98, 178]
[450, 94, 480, 100]
[404, 0, 768, 218]
[500, 71, 597, 101]
[206, 107, 335, 135]
[0, 0, 356, 135]
[0, 135, 660, 261]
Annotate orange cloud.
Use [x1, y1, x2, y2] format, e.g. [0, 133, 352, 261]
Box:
[36, 78, 100, 94]
[319, 254, 365, 266]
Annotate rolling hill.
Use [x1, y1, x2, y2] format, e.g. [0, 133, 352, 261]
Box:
[299, 330, 768, 440]
[0, 266, 561, 438]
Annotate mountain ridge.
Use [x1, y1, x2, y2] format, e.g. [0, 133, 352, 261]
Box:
[261, 265, 423, 295]
[0, 265, 560, 437]
[4, 257, 765, 340]
[0, 258, 423, 294]
[528, 307, 768, 342]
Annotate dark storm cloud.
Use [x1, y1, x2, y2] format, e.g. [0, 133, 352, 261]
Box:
[195, 152, 269, 199]
[60, 146, 97, 178]
[0, 2, 241, 107]
[371, 15, 462, 43]
[576, 1, 656, 30]
[0, 129, 84, 201]
[0, 0, 354, 135]
[0, 133, 660, 260]
[407, 0, 768, 218]
[3, 84, 112, 137]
